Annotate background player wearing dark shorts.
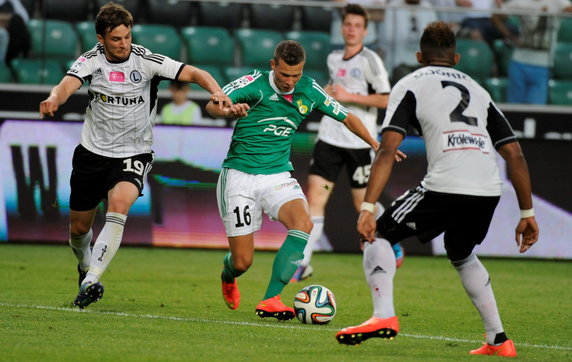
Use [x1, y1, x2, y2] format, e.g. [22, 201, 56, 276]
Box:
[336, 22, 539, 358]
[39, 2, 235, 309]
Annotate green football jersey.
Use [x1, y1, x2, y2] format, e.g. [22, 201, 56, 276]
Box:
[222, 69, 348, 174]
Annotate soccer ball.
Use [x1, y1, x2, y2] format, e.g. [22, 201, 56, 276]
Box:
[293, 285, 336, 324]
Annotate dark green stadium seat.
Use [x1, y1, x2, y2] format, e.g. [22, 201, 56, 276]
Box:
[146, 0, 193, 28]
[492, 39, 513, 77]
[181, 27, 234, 67]
[304, 69, 329, 87]
[558, 17, 572, 42]
[44, 0, 90, 22]
[197, 2, 244, 29]
[0, 62, 13, 83]
[28, 19, 78, 66]
[75, 21, 97, 53]
[12, 58, 64, 84]
[548, 80, 572, 105]
[300, 5, 334, 33]
[189, 65, 226, 91]
[94, 0, 142, 21]
[235, 29, 283, 68]
[223, 66, 252, 84]
[483, 77, 507, 103]
[553, 41, 572, 80]
[285, 31, 331, 71]
[455, 39, 494, 83]
[249, 4, 295, 32]
[132, 24, 181, 59]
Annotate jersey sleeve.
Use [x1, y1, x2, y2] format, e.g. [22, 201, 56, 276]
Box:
[311, 79, 348, 122]
[221, 69, 264, 103]
[363, 50, 391, 94]
[381, 81, 419, 137]
[486, 102, 517, 149]
[139, 47, 184, 80]
[67, 51, 98, 84]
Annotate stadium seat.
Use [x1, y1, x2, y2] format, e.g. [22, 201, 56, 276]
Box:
[285, 31, 330, 71]
[300, 5, 334, 33]
[223, 66, 252, 84]
[455, 39, 494, 83]
[189, 65, 226, 91]
[94, 0, 142, 21]
[248, 4, 295, 32]
[235, 29, 283, 68]
[558, 17, 572, 42]
[196, 2, 244, 29]
[28, 20, 78, 66]
[483, 77, 507, 103]
[553, 41, 572, 79]
[132, 24, 181, 59]
[43, 0, 90, 22]
[548, 79, 572, 105]
[11, 58, 64, 84]
[146, 0, 193, 28]
[492, 39, 513, 77]
[0, 62, 13, 83]
[75, 21, 97, 53]
[304, 69, 329, 87]
[180, 27, 235, 67]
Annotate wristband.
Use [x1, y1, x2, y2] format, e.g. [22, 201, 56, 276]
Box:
[520, 208, 534, 218]
[360, 202, 375, 213]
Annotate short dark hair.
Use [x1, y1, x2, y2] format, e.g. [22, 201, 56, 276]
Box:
[95, 2, 133, 36]
[341, 3, 369, 28]
[419, 22, 456, 60]
[273, 40, 306, 66]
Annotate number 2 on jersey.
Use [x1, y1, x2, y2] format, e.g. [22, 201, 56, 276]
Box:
[441, 80, 477, 126]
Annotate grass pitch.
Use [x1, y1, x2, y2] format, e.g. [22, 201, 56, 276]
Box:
[1, 244, 571, 361]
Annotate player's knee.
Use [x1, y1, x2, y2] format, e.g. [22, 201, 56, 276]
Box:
[295, 217, 313, 234]
[107, 199, 132, 215]
[70, 222, 90, 236]
[232, 256, 252, 272]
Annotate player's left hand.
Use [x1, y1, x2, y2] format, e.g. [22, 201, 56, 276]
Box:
[357, 210, 377, 242]
[330, 84, 351, 102]
[395, 149, 407, 162]
[211, 91, 232, 109]
[515, 216, 539, 253]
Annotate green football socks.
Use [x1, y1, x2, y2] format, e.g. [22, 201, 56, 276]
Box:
[222, 252, 245, 282]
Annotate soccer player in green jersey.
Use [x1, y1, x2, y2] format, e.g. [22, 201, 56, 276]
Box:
[206, 40, 380, 320]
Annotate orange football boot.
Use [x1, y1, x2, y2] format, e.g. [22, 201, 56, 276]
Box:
[336, 316, 399, 345]
[221, 275, 240, 310]
[470, 339, 517, 357]
[255, 295, 295, 320]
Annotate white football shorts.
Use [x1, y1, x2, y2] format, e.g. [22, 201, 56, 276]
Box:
[216, 168, 307, 237]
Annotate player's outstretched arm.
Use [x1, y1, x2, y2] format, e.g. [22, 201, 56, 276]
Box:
[178, 65, 232, 109]
[357, 130, 403, 241]
[343, 113, 379, 150]
[330, 84, 389, 109]
[39, 76, 82, 118]
[206, 101, 250, 119]
[497, 141, 539, 253]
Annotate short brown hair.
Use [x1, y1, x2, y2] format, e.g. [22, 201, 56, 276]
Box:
[341, 4, 369, 28]
[273, 40, 306, 66]
[95, 2, 133, 36]
[420, 22, 456, 60]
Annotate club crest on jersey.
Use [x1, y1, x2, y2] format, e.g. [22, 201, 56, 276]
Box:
[350, 68, 362, 77]
[296, 99, 308, 114]
[130, 70, 142, 83]
[442, 130, 490, 154]
[109, 71, 125, 82]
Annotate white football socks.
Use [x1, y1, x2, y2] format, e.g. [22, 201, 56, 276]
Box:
[301, 216, 324, 267]
[452, 253, 504, 345]
[83, 212, 127, 285]
[69, 229, 93, 271]
[363, 238, 396, 319]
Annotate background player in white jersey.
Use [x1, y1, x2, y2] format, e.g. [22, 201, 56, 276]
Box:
[39, 2, 236, 309]
[336, 22, 539, 358]
[293, 4, 403, 282]
[206, 41, 380, 320]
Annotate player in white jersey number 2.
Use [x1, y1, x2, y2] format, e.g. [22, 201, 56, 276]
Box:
[336, 22, 539, 358]
[39, 2, 239, 309]
[292, 3, 405, 283]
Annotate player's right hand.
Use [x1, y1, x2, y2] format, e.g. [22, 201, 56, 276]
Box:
[357, 210, 377, 242]
[515, 216, 539, 253]
[228, 103, 250, 118]
[39, 99, 58, 118]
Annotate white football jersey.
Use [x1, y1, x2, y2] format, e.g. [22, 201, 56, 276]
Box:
[67, 43, 184, 158]
[317, 47, 391, 149]
[382, 66, 516, 196]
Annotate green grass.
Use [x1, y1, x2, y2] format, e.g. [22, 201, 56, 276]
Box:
[0, 244, 571, 361]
